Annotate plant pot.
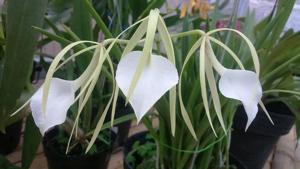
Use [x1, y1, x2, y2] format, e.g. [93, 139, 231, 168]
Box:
[123, 131, 155, 169]
[230, 101, 295, 169]
[43, 127, 116, 169]
[0, 120, 23, 155]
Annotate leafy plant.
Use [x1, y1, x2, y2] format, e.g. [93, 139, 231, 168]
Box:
[0, 0, 47, 129]
[0, 1, 46, 169]
[10, 1, 300, 169]
[126, 134, 156, 169]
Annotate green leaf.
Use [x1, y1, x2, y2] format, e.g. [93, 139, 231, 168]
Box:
[71, 0, 92, 41]
[0, 0, 47, 130]
[128, 0, 148, 21]
[22, 115, 42, 169]
[82, 0, 122, 58]
[255, 0, 296, 51]
[137, 0, 165, 20]
[70, 0, 93, 73]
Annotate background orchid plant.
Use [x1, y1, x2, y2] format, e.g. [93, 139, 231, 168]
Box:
[10, 0, 300, 168]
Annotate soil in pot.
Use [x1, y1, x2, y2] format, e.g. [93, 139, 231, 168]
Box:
[0, 120, 23, 155]
[230, 101, 295, 169]
[123, 131, 156, 169]
[43, 127, 116, 169]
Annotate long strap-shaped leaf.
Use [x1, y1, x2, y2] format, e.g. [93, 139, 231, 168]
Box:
[199, 36, 217, 136]
[157, 16, 177, 136]
[0, 0, 47, 129]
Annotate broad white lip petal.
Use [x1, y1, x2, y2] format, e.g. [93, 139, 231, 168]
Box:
[30, 78, 75, 135]
[116, 51, 179, 121]
[218, 69, 262, 129]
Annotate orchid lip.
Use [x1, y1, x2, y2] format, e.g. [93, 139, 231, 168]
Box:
[218, 69, 263, 130]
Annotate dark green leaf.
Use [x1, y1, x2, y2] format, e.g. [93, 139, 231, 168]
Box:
[22, 115, 42, 169]
[0, 0, 48, 130]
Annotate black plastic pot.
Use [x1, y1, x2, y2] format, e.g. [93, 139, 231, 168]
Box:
[43, 128, 116, 169]
[230, 101, 295, 169]
[0, 120, 23, 155]
[123, 131, 150, 169]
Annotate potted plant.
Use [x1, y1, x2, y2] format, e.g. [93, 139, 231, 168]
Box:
[11, 1, 138, 168]
[225, 0, 300, 168]
[11, 1, 300, 169]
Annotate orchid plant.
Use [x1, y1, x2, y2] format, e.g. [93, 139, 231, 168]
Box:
[12, 3, 300, 168]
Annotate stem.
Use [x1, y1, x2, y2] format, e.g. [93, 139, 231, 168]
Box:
[188, 144, 200, 169]
[171, 30, 205, 39]
[101, 29, 205, 48]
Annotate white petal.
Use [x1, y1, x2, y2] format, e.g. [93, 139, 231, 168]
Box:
[116, 51, 179, 121]
[218, 69, 262, 129]
[30, 78, 75, 135]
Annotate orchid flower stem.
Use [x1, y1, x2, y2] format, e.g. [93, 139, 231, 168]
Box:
[102, 30, 205, 47]
[170, 29, 205, 39]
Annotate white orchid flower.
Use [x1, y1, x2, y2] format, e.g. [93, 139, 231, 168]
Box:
[179, 29, 272, 137]
[116, 51, 179, 122]
[115, 9, 180, 138]
[30, 48, 99, 135]
[11, 42, 101, 135]
[218, 69, 262, 130]
[203, 32, 272, 131]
